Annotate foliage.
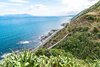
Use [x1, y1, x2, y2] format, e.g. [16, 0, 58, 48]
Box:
[85, 15, 95, 22]
[0, 50, 100, 67]
[56, 32, 100, 60]
[35, 49, 67, 57]
[96, 33, 100, 39]
[91, 27, 99, 34]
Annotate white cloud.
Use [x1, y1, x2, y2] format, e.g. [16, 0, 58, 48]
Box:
[0, 0, 99, 16]
[9, 0, 29, 3]
[0, 2, 28, 15]
[0, 8, 27, 15]
[27, 4, 63, 16]
[0, 3, 6, 7]
[61, 0, 99, 12]
[27, 0, 100, 16]
[57, 0, 99, 16]
[0, 2, 23, 6]
[30, 4, 49, 12]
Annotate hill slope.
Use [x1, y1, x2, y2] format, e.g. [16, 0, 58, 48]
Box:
[42, 0, 100, 60]
[43, 1, 100, 49]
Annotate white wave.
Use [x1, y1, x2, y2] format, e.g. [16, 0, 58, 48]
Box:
[1, 50, 19, 58]
[18, 41, 30, 44]
[1, 53, 12, 58]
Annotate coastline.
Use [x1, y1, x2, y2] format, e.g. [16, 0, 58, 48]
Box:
[0, 27, 62, 59]
[39, 22, 69, 43]
[0, 18, 71, 59]
[39, 17, 71, 43]
[32, 20, 70, 52]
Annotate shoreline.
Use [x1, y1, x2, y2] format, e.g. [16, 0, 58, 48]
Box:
[39, 17, 71, 43]
[31, 20, 70, 52]
[39, 29, 58, 42]
[0, 19, 70, 59]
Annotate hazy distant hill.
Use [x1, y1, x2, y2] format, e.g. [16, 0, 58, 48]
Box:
[0, 14, 33, 18]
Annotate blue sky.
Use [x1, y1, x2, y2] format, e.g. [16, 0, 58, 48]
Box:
[0, 0, 99, 16]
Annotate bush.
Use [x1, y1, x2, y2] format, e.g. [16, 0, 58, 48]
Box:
[96, 33, 100, 39]
[92, 27, 99, 33]
[56, 32, 100, 60]
[68, 26, 89, 33]
[85, 15, 95, 22]
[35, 49, 67, 57]
[75, 27, 89, 32]
[0, 50, 100, 67]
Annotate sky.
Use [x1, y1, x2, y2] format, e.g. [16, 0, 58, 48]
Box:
[0, 0, 99, 16]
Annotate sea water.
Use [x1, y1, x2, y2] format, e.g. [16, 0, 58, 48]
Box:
[0, 15, 73, 58]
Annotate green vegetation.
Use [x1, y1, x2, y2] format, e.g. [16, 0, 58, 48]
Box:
[55, 32, 100, 60]
[0, 50, 100, 67]
[0, 1, 100, 67]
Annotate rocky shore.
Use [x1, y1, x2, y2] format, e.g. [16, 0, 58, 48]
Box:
[39, 22, 69, 43]
[39, 29, 58, 42]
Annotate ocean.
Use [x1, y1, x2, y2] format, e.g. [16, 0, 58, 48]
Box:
[0, 15, 73, 58]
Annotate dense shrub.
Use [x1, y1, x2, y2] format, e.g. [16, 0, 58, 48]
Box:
[96, 33, 100, 39]
[92, 27, 99, 33]
[96, 17, 100, 22]
[56, 32, 100, 60]
[85, 15, 95, 22]
[67, 25, 89, 33]
[74, 27, 89, 32]
[35, 49, 67, 57]
[0, 50, 100, 67]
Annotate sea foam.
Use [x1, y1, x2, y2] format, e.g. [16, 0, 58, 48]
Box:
[17, 41, 30, 44]
[1, 50, 19, 58]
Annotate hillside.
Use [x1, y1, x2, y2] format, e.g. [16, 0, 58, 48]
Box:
[43, 1, 100, 49]
[0, 1, 100, 67]
[42, 0, 100, 61]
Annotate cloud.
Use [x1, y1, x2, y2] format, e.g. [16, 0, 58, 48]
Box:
[9, 0, 29, 3]
[0, 2, 23, 6]
[61, 0, 98, 5]
[27, 4, 63, 16]
[0, 2, 28, 15]
[30, 4, 49, 12]
[0, 0, 99, 16]
[61, 0, 99, 10]
[0, 8, 27, 15]
[0, 3, 6, 7]
[60, 0, 99, 15]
